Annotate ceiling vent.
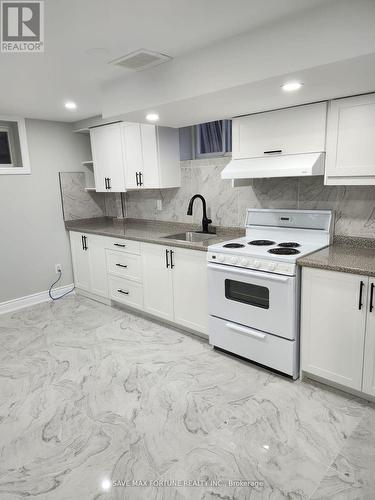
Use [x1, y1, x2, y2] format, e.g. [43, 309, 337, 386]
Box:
[109, 49, 172, 72]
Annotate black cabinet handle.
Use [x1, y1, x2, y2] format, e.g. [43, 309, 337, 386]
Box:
[107, 178, 111, 190]
[81, 235, 88, 250]
[117, 289, 129, 295]
[136, 172, 139, 186]
[116, 263, 128, 268]
[264, 150, 282, 154]
[105, 177, 109, 189]
[370, 283, 374, 312]
[139, 172, 143, 186]
[170, 250, 174, 269]
[114, 243, 126, 248]
[165, 249, 170, 268]
[359, 280, 365, 310]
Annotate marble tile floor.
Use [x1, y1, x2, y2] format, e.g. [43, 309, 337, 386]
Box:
[0, 295, 374, 500]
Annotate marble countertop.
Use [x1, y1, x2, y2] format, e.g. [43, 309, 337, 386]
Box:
[298, 237, 375, 277]
[65, 217, 244, 252]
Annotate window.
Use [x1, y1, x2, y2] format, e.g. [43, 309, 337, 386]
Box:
[194, 120, 232, 158]
[0, 117, 30, 175]
[0, 129, 12, 165]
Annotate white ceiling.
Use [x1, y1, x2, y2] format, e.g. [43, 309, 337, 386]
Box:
[0, 0, 332, 122]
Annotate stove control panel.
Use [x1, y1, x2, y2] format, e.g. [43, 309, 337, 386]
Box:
[207, 252, 296, 276]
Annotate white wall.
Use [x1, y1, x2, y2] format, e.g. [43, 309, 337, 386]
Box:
[0, 119, 91, 303]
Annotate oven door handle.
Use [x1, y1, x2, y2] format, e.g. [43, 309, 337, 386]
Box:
[226, 322, 266, 340]
[207, 263, 290, 283]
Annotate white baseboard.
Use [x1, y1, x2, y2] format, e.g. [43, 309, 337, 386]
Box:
[0, 284, 75, 315]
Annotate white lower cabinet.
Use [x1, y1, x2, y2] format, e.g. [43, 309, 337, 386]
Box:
[363, 278, 375, 396]
[141, 243, 174, 321]
[70, 232, 108, 297]
[70, 232, 208, 335]
[141, 243, 208, 334]
[172, 247, 208, 334]
[301, 267, 375, 396]
[108, 276, 143, 310]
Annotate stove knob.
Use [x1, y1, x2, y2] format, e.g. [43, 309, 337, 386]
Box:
[240, 258, 248, 266]
[217, 254, 225, 262]
[253, 260, 260, 268]
[268, 262, 276, 271]
[231, 256, 239, 265]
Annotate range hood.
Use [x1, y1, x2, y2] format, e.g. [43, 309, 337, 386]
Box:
[221, 152, 325, 180]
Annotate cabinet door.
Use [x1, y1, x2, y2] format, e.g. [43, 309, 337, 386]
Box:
[122, 123, 143, 189]
[301, 268, 367, 390]
[363, 278, 375, 396]
[141, 243, 174, 321]
[172, 248, 208, 334]
[232, 102, 326, 159]
[325, 94, 375, 185]
[90, 123, 125, 192]
[140, 124, 159, 188]
[70, 232, 91, 292]
[87, 235, 108, 298]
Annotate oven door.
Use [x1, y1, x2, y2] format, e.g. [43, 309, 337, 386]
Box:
[208, 263, 297, 340]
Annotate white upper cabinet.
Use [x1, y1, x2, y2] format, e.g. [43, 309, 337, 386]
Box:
[90, 122, 180, 192]
[122, 122, 180, 190]
[232, 102, 327, 160]
[122, 122, 143, 189]
[325, 93, 375, 185]
[90, 122, 126, 192]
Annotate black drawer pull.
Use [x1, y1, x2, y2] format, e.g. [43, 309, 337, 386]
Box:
[117, 289, 129, 295]
[139, 172, 143, 186]
[370, 283, 374, 312]
[264, 149, 282, 154]
[114, 243, 126, 248]
[170, 249, 174, 269]
[359, 280, 365, 310]
[165, 249, 170, 268]
[116, 263, 128, 268]
[136, 172, 139, 186]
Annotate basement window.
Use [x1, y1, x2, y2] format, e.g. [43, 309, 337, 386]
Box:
[194, 120, 232, 158]
[0, 117, 30, 175]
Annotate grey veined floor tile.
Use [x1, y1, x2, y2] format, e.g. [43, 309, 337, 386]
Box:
[0, 295, 373, 500]
[312, 405, 375, 500]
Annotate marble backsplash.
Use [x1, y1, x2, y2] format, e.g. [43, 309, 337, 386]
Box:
[59, 172, 123, 221]
[59, 160, 375, 238]
[125, 158, 375, 238]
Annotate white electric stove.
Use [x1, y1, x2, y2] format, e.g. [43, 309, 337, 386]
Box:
[207, 209, 333, 379]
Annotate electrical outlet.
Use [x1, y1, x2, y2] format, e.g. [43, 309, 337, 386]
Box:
[156, 199, 163, 211]
[55, 264, 62, 274]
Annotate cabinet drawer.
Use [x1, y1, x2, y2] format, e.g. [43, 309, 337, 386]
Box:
[104, 237, 141, 255]
[109, 276, 143, 309]
[107, 250, 142, 282]
[209, 316, 298, 378]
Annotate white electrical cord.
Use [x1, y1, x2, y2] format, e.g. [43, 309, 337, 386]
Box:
[48, 269, 75, 301]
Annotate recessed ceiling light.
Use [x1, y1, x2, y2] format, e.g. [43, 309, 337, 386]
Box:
[146, 113, 159, 122]
[281, 82, 303, 92]
[64, 101, 77, 110]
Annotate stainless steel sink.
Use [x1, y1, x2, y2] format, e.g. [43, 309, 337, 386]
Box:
[163, 231, 217, 242]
